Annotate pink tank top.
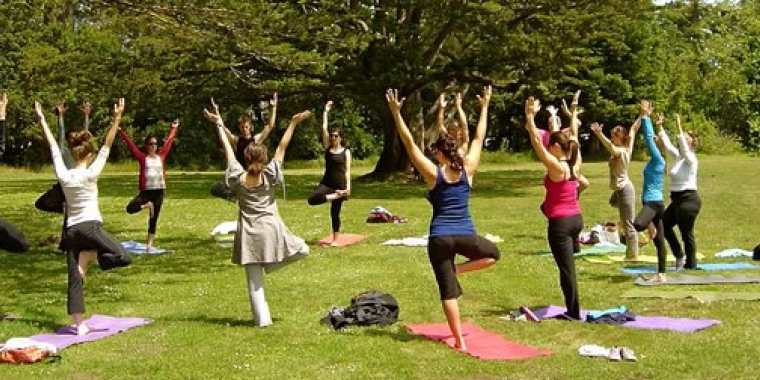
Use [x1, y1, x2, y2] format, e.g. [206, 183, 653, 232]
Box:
[542, 174, 581, 219]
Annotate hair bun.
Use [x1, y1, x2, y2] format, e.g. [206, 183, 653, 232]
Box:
[68, 131, 92, 148]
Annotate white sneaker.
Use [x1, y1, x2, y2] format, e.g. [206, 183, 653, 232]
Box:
[608, 346, 622, 361]
[621, 347, 638, 362]
[578, 344, 610, 358]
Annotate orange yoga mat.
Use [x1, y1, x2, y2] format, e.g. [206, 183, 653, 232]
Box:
[406, 323, 552, 361]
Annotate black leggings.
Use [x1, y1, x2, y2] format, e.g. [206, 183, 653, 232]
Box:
[65, 221, 131, 315]
[547, 214, 583, 320]
[663, 190, 701, 269]
[427, 235, 501, 300]
[0, 217, 29, 253]
[634, 201, 667, 273]
[127, 189, 165, 234]
[307, 184, 345, 233]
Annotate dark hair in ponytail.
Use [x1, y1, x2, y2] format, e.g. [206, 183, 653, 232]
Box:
[548, 131, 579, 179]
[68, 130, 97, 161]
[243, 142, 268, 176]
[433, 133, 464, 170]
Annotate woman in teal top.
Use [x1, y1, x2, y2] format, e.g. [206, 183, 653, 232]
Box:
[632, 102, 668, 282]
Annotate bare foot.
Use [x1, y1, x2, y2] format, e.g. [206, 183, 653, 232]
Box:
[76, 323, 90, 336]
[648, 273, 667, 283]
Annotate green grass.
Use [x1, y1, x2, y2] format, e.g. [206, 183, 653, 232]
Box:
[1, 154, 759, 379]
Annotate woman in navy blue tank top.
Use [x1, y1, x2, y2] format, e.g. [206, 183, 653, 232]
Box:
[307, 101, 352, 246]
[386, 87, 500, 351]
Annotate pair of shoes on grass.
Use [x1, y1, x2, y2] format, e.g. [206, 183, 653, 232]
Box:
[608, 346, 637, 362]
[579, 345, 637, 362]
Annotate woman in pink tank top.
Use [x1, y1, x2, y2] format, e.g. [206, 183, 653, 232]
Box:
[524, 93, 584, 321]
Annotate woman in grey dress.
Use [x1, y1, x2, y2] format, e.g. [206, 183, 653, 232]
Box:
[203, 99, 312, 328]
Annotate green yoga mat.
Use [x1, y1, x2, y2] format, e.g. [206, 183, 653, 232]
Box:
[622, 288, 760, 302]
[539, 244, 626, 257]
[635, 274, 760, 286]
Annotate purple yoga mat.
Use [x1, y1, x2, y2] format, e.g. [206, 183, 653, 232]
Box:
[27, 315, 152, 350]
[534, 305, 720, 333]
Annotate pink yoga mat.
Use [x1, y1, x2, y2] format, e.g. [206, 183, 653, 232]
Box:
[317, 233, 369, 247]
[406, 323, 552, 361]
[27, 315, 152, 350]
[534, 305, 720, 333]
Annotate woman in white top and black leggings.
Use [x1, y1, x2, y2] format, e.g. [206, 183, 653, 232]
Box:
[36, 99, 131, 335]
[659, 115, 700, 270]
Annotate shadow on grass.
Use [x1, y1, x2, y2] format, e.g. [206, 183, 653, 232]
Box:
[363, 326, 424, 343]
[162, 315, 281, 328]
[583, 273, 634, 284]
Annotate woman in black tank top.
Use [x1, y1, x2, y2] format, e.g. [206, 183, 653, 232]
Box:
[307, 101, 352, 246]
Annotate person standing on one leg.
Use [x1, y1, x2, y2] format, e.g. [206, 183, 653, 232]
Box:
[203, 100, 311, 328]
[210, 94, 278, 201]
[118, 120, 179, 252]
[307, 100, 352, 246]
[660, 114, 701, 270]
[632, 102, 669, 282]
[35, 98, 131, 336]
[590, 115, 641, 260]
[0, 92, 29, 254]
[525, 92, 584, 320]
[386, 87, 500, 351]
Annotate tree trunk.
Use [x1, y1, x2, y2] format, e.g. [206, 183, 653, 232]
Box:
[361, 102, 410, 180]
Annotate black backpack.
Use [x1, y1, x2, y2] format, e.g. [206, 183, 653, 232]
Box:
[753, 244, 760, 261]
[322, 291, 400, 330]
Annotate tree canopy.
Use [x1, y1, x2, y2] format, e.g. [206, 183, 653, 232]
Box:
[0, 0, 756, 173]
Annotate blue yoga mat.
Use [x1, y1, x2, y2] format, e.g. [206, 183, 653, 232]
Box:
[120, 240, 172, 255]
[621, 262, 760, 275]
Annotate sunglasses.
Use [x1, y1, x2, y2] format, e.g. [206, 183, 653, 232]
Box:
[330, 134, 340, 139]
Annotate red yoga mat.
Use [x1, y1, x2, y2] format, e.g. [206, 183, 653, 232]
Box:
[406, 323, 552, 361]
[317, 233, 369, 247]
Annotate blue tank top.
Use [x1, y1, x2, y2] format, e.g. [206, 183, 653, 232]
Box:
[428, 167, 476, 237]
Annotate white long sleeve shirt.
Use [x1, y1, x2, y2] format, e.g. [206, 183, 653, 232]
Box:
[659, 130, 698, 191]
[51, 145, 110, 227]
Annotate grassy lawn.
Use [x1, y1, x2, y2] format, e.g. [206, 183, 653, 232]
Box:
[1, 154, 759, 379]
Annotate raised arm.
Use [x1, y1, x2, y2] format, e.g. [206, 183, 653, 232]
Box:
[627, 116, 642, 152]
[36, 102, 58, 152]
[81, 101, 92, 132]
[117, 128, 145, 160]
[102, 98, 124, 149]
[55, 100, 76, 168]
[524, 97, 565, 178]
[205, 103, 237, 167]
[642, 114, 664, 166]
[0, 93, 6, 158]
[561, 91, 583, 139]
[435, 93, 447, 136]
[675, 114, 697, 166]
[255, 93, 278, 144]
[321, 100, 332, 149]
[590, 122, 626, 158]
[55, 100, 68, 147]
[273, 111, 312, 163]
[159, 119, 179, 159]
[454, 92, 469, 149]
[464, 86, 491, 176]
[386, 89, 437, 188]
